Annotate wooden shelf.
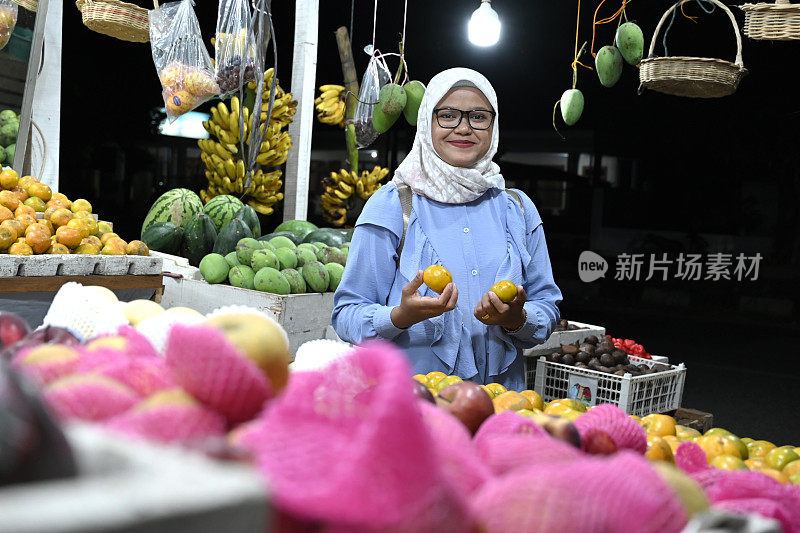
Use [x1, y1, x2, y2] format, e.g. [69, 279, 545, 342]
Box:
[0, 274, 164, 293]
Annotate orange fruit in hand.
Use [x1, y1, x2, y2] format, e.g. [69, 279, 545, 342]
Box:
[0, 168, 19, 189]
[490, 280, 517, 303]
[423, 265, 452, 294]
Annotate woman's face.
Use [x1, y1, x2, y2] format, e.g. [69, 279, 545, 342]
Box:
[430, 86, 494, 168]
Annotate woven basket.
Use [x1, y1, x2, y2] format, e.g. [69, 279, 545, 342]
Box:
[75, 0, 150, 43]
[741, 0, 800, 40]
[639, 0, 748, 98]
[11, 0, 37, 12]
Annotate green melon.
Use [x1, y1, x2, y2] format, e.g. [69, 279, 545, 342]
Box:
[273, 220, 318, 242]
[203, 195, 246, 232]
[141, 188, 203, 238]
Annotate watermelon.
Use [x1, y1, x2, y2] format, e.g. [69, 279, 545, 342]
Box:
[259, 231, 300, 245]
[273, 220, 318, 242]
[181, 212, 218, 267]
[233, 205, 261, 238]
[141, 188, 203, 238]
[203, 195, 245, 232]
[141, 221, 185, 255]
[213, 218, 253, 256]
[302, 228, 346, 247]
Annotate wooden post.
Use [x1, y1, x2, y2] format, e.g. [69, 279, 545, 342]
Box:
[335, 27, 359, 122]
[283, 0, 319, 222]
[30, 0, 63, 190]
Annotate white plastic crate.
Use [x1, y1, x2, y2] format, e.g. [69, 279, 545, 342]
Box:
[533, 355, 687, 417]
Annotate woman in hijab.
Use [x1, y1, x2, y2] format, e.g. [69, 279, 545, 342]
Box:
[332, 67, 562, 391]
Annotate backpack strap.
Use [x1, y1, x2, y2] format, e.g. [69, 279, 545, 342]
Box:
[396, 184, 413, 264]
[506, 189, 525, 216]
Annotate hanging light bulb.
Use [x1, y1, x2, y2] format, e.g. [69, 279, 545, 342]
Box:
[468, 0, 501, 47]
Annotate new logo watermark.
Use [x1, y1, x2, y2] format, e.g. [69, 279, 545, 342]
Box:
[578, 252, 762, 282]
[578, 251, 608, 282]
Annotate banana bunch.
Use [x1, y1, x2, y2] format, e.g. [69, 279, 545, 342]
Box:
[198, 67, 297, 215]
[315, 84, 346, 127]
[320, 166, 389, 226]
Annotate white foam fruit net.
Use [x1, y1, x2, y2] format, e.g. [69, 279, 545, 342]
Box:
[135, 312, 206, 355]
[41, 282, 129, 341]
[291, 339, 355, 372]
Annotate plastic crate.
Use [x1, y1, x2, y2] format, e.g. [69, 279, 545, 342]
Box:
[533, 355, 687, 417]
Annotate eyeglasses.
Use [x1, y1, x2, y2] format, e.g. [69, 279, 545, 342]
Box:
[433, 107, 496, 130]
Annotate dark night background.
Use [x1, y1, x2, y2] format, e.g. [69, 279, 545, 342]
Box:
[57, 1, 799, 444]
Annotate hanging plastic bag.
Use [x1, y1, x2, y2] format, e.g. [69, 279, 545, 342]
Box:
[150, 0, 218, 122]
[0, 0, 18, 51]
[214, 0, 262, 98]
[351, 46, 391, 148]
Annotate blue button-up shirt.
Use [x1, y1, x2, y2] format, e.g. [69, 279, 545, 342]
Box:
[332, 183, 562, 391]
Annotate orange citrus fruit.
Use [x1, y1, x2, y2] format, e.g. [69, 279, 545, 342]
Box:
[490, 280, 517, 303]
[8, 241, 33, 255]
[49, 208, 73, 228]
[520, 390, 544, 411]
[645, 434, 674, 462]
[0, 190, 19, 211]
[70, 199, 92, 213]
[125, 240, 150, 256]
[423, 264, 453, 294]
[23, 196, 46, 212]
[27, 182, 52, 202]
[55, 226, 83, 249]
[0, 168, 19, 189]
[17, 175, 37, 190]
[641, 414, 677, 437]
[46, 242, 71, 254]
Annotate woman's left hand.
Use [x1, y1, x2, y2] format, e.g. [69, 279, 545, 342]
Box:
[474, 285, 527, 330]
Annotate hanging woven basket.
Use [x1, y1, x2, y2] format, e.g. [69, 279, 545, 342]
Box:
[75, 0, 151, 43]
[639, 0, 748, 98]
[740, 0, 800, 40]
[11, 0, 37, 13]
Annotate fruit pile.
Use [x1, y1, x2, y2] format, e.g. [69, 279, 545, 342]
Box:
[198, 67, 297, 215]
[320, 166, 388, 226]
[159, 62, 219, 118]
[0, 169, 148, 256]
[545, 334, 664, 375]
[198, 221, 349, 295]
[0, 109, 18, 165]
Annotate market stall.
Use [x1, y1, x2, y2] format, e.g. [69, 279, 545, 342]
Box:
[2, 0, 800, 531]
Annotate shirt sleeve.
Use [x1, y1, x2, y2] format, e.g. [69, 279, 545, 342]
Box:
[331, 223, 406, 343]
[506, 191, 563, 346]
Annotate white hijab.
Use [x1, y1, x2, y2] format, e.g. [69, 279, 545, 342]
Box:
[392, 67, 504, 204]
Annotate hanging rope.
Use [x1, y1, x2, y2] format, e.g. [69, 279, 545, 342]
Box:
[591, 0, 629, 57]
[350, 0, 355, 46]
[572, 0, 593, 84]
[662, 0, 716, 56]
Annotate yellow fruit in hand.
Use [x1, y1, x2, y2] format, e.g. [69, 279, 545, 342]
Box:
[489, 279, 517, 303]
[422, 264, 453, 294]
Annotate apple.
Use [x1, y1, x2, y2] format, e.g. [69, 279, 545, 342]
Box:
[0, 311, 31, 351]
[205, 313, 290, 393]
[412, 379, 435, 404]
[435, 381, 494, 435]
[582, 429, 618, 455]
[25, 326, 81, 346]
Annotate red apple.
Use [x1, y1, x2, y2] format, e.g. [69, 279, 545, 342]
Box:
[435, 381, 494, 435]
[0, 312, 31, 350]
[412, 379, 435, 404]
[582, 429, 618, 455]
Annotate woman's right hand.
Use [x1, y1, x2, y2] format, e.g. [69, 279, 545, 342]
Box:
[390, 270, 459, 329]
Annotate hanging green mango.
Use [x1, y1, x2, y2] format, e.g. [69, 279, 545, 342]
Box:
[372, 83, 407, 133]
[402, 80, 426, 126]
[615, 22, 644, 66]
[595, 45, 624, 88]
[560, 89, 585, 126]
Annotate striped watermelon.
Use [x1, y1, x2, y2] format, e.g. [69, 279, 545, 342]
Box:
[203, 195, 245, 231]
[141, 188, 203, 238]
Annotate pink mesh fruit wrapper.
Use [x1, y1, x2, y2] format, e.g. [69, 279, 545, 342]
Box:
[477, 433, 584, 476]
[244, 340, 473, 532]
[417, 399, 491, 500]
[43, 374, 139, 422]
[165, 324, 272, 424]
[473, 411, 550, 445]
[675, 441, 710, 475]
[106, 396, 226, 445]
[79, 354, 174, 397]
[695, 469, 800, 533]
[11, 345, 81, 386]
[472, 451, 687, 533]
[573, 403, 647, 454]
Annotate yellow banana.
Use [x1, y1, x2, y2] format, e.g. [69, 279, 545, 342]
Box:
[224, 159, 237, 180]
[236, 159, 245, 180]
[319, 84, 344, 92]
[247, 200, 273, 215]
[217, 102, 230, 127]
[338, 182, 354, 195]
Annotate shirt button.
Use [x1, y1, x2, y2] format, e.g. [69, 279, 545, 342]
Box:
[463, 227, 469, 233]
[472, 269, 478, 275]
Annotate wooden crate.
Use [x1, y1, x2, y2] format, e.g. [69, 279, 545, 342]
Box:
[160, 275, 335, 356]
[670, 407, 714, 433]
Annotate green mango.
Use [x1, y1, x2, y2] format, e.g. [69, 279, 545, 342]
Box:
[253, 267, 290, 295]
[281, 268, 307, 294]
[595, 45, 623, 88]
[228, 265, 256, 290]
[372, 83, 407, 133]
[615, 22, 644, 66]
[402, 80, 426, 126]
[560, 89, 584, 126]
